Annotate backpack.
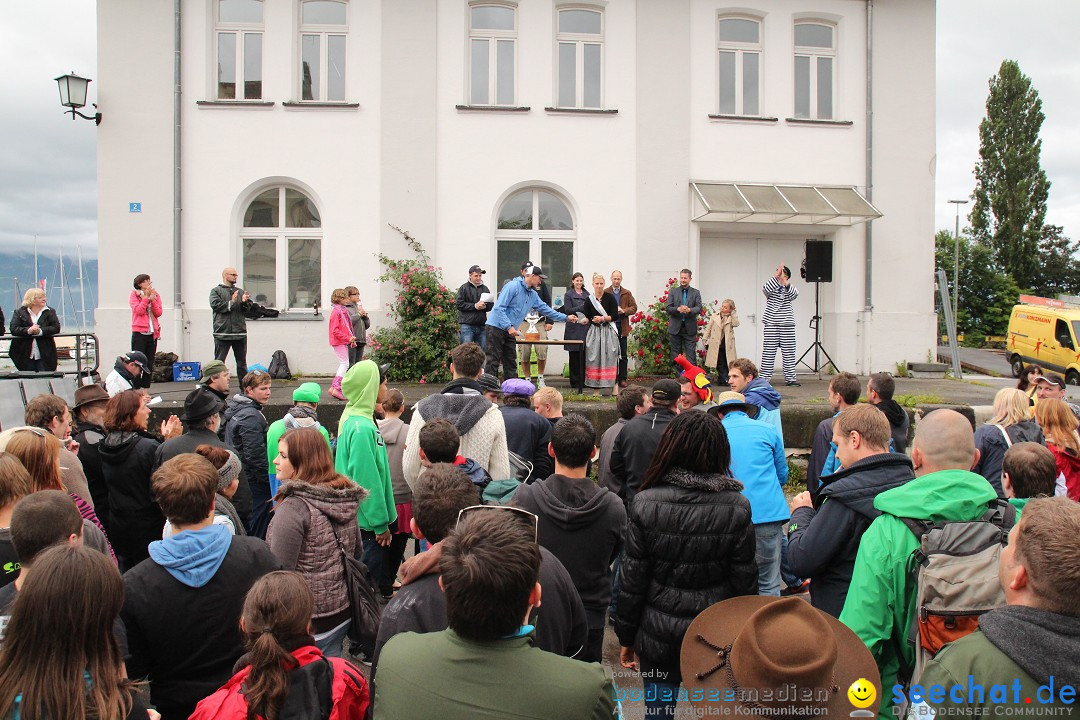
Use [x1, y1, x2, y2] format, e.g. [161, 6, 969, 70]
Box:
[268, 350, 292, 379]
[895, 498, 1017, 686]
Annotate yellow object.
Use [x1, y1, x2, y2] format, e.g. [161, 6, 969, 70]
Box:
[1006, 300, 1080, 383]
[847, 678, 877, 709]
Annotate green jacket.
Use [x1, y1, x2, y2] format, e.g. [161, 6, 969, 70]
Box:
[374, 629, 617, 720]
[209, 283, 252, 338]
[839, 468, 998, 719]
[915, 629, 1075, 716]
[266, 417, 330, 470]
[335, 361, 396, 534]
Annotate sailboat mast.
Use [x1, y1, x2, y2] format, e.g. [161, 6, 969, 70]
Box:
[77, 244, 88, 331]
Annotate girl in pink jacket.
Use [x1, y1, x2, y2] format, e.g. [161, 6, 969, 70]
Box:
[327, 288, 355, 400]
[129, 273, 162, 389]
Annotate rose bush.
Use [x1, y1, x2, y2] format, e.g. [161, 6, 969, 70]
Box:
[368, 226, 459, 383]
[627, 278, 718, 376]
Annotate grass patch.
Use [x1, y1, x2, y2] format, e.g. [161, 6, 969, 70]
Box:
[563, 392, 614, 402]
[893, 393, 944, 407]
[784, 460, 807, 496]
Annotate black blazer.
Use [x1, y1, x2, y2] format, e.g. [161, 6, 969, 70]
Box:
[9, 306, 60, 370]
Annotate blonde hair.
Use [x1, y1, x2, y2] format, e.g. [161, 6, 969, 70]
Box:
[1034, 399, 1080, 454]
[22, 289, 44, 307]
[591, 273, 605, 285]
[533, 386, 563, 412]
[988, 387, 1032, 427]
[330, 288, 348, 304]
[722, 298, 736, 310]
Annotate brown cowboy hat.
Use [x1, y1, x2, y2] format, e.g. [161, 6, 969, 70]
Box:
[681, 596, 881, 717]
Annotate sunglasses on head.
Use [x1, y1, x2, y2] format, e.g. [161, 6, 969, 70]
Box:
[12, 426, 47, 438]
[455, 505, 539, 544]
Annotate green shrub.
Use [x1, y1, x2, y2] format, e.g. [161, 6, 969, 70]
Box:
[368, 226, 459, 383]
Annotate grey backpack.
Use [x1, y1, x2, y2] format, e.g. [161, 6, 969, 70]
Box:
[896, 499, 1016, 685]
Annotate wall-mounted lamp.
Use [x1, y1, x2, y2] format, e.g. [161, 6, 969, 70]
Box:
[54, 72, 101, 125]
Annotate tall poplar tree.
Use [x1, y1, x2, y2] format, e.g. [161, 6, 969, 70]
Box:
[970, 60, 1049, 291]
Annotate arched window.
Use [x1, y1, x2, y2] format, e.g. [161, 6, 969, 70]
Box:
[495, 188, 575, 296]
[240, 186, 322, 310]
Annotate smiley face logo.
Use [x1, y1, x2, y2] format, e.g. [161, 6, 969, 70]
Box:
[847, 678, 877, 709]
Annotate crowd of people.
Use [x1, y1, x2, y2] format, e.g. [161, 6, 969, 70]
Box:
[1, 262, 1078, 719]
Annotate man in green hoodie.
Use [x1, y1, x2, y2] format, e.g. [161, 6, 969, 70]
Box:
[336, 360, 397, 582]
[839, 409, 999, 719]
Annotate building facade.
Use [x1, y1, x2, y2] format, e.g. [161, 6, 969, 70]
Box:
[95, 0, 936, 376]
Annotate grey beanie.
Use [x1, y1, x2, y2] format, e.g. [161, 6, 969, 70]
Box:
[217, 451, 242, 492]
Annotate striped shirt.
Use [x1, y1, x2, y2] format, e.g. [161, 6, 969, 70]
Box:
[761, 277, 798, 325]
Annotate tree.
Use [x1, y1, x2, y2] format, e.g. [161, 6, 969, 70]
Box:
[935, 230, 1019, 343]
[1030, 225, 1080, 299]
[970, 60, 1050, 291]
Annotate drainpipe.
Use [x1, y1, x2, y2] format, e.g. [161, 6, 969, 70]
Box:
[864, 0, 874, 312]
[173, 0, 186, 357]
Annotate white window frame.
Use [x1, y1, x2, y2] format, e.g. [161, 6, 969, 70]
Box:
[554, 6, 604, 109]
[494, 188, 576, 291]
[716, 15, 762, 116]
[298, 0, 349, 102]
[467, 2, 518, 106]
[239, 186, 323, 311]
[214, 0, 264, 100]
[793, 20, 837, 120]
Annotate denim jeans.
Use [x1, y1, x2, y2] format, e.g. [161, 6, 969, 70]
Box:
[314, 619, 350, 658]
[360, 530, 385, 586]
[644, 681, 680, 718]
[247, 481, 272, 540]
[460, 323, 486, 349]
[755, 520, 785, 596]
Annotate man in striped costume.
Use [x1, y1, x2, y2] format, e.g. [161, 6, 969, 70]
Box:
[760, 263, 800, 387]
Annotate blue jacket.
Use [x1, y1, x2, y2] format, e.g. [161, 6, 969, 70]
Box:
[721, 411, 789, 524]
[487, 277, 567, 330]
[742, 377, 783, 440]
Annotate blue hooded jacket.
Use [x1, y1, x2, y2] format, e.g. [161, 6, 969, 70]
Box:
[742, 377, 783, 440]
[721, 410, 790, 524]
[148, 524, 233, 588]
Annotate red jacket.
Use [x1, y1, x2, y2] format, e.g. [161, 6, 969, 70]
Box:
[1048, 442, 1080, 501]
[188, 645, 369, 720]
[129, 289, 163, 339]
[328, 303, 354, 347]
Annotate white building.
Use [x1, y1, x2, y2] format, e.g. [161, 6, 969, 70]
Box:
[95, 0, 936, 376]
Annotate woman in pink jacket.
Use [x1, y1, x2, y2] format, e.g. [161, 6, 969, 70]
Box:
[129, 273, 162, 389]
[327, 288, 355, 400]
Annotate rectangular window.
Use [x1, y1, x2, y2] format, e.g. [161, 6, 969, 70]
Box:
[299, 0, 348, 102]
[469, 5, 516, 106]
[216, 0, 263, 100]
[556, 8, 603, 109]
[288, 238, 322, 308]
[793, 22, 836, 119]
[243, 238, 276, 307]
[717, 17, 761, 116]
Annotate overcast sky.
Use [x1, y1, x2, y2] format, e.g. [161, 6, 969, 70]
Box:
[1, 1, 1078, 257]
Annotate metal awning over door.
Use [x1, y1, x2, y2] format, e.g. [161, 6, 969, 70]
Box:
[691, 182, 881, 225]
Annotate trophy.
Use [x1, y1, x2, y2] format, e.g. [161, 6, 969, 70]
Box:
[524, 309, 541, 341]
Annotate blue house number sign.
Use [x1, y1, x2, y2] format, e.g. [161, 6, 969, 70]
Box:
[129, 202, 142, 213]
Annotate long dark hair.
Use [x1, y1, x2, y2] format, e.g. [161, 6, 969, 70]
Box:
[641, 412, 731, 490]
[1017, 364, 1044, 392]
[240, 571, 314, 720]
[0, 544, 137, 720]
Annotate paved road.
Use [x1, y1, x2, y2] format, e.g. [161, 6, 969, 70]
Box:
[938, 345, 1014, 377]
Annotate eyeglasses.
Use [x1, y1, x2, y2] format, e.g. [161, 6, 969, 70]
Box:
[456, 505, 539, 543]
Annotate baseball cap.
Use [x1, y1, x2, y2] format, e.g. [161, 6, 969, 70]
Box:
[520, 260, 534, 270]
[468, 265, 486, 274]
[1034, 374, 1066, 389]
[652, 379, 681, 404]
[122, 351, 151, 374]
[522, 265, 548, 279]
[199, 359, 227, 384]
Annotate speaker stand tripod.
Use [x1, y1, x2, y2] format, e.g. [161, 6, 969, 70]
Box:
[796, 281, 836, 378]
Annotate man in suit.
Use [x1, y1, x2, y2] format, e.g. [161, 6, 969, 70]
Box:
[606, 270, 637, 388]
[665, 269, 702, 370]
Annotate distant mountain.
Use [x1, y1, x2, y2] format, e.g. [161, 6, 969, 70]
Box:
[0, 251, 98, 329]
